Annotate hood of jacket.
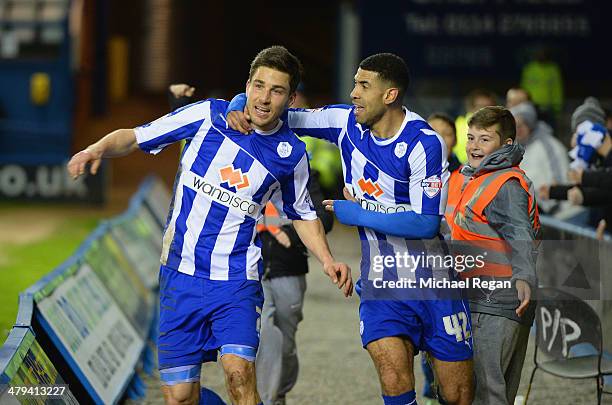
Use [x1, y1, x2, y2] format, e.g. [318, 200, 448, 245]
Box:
[461, 143, 525, 178]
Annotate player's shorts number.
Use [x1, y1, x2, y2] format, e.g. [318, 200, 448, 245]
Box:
[443, 312, 471, 342]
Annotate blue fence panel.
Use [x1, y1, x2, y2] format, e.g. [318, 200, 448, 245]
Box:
[0, 327, 80, 403]
[0, 176, 170, 404]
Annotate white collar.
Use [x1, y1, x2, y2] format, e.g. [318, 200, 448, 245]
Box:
[369, 107, 409, 146]
[254, 119, 283, 136]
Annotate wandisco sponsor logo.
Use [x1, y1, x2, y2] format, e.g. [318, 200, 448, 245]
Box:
[187, 172, 260, 218]
[357, 197, 412, 214]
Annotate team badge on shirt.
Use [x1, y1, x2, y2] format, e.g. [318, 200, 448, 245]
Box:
[394, 142, 407, 158]
[421, 175, 442, 198]
[277, 142, 292, 158]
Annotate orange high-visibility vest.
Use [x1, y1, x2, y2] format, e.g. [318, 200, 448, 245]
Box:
[256, 202, 291, 234]
[445, 166, 540, 279]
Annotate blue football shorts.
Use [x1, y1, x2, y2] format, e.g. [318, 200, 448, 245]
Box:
[157, 265, 264, 384]
[359, 297, 473, 362]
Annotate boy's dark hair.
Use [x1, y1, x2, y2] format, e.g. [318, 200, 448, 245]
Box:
[249, 46, 303, 93]
[359, 53, 410, 100]
[427, 112, 457, 137]
[468, 106, 516, 142]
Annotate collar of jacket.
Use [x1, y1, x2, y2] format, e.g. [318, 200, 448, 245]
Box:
[461, 143, 525, 178]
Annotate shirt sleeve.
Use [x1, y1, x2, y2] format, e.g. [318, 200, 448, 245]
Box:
[271, 153, 318, 221]
[286, 105, 352, 145]
[333, 200, 441, 239]
[406, 131, 449, 215]
[134, 100, 210, 155]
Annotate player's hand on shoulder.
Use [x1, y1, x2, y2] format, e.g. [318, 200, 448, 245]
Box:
[323, 260, 353, 297]
[67, 147, 102, 179]
[227, 108, 252, 135]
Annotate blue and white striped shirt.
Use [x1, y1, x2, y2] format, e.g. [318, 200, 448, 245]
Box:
[284, 105, 449, 275]
[135, 99, 316, 280]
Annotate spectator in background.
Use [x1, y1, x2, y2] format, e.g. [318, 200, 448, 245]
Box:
[428, 112, 461, 172]
[509, 101, 582, 220]
[564, 164, 612, 238]
[505, 87, 530, 109]
[520, 47, 563, 127]
[568, 97, 608, 170]
[539, 97, 612, 229]
[255, 169, 333, 405]
[454, 89, 497, 164]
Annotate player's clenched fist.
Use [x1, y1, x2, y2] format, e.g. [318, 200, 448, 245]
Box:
[67, 148, 102, 179]
[323, 261, 353, 297]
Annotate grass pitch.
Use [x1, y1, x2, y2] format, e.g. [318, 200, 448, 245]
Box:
[0, 205, 101, 339]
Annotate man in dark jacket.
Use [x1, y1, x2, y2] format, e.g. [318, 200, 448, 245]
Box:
[169, 84, 334, 405]
[255, 170, 333, 405]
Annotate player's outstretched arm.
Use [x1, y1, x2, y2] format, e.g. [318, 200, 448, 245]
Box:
[292, 218, 353, 297]
[323, 187, 441, 239]
[67, 129, 138, 179]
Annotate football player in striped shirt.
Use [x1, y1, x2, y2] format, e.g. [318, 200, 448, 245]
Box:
[67, 46, 352, 405]
[227, 53, 474, 405]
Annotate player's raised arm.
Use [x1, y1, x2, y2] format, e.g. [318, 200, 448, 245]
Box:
[226, 93, 350, 145]
[67, 129, 138, 179]
[68, 100, 211, 180]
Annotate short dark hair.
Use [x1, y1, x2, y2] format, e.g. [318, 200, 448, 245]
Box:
[359, 53, 410, 99]
[427, 112, 456, 136]
[468, 106, 516, 142]
[465, 88, 497, 111]
[249, 46, 303, 93]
